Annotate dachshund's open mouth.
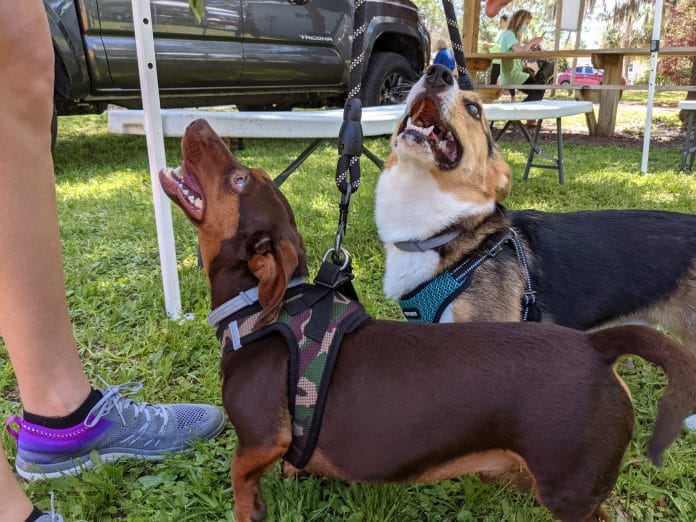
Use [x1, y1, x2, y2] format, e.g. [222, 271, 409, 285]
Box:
[398, 97, 462, 170]
[159, 161, 205, 221]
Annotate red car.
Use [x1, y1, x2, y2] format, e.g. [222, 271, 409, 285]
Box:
[557, 65, 604, 86]
[557, 66, 626, 89]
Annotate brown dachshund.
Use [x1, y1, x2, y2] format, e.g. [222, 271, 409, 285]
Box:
[159, 119, 696, 522]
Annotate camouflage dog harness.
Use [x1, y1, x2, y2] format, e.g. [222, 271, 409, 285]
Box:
[209, 275, 368, 469]
[398, 228, 542, 323]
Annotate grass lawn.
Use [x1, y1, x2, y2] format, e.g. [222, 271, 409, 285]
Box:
[1, 112, 695, 521]
[548, 90, 687, 107]
[620, 90, 689, 107]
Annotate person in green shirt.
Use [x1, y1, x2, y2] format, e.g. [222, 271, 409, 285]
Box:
[482, 13, 509, 86]
[497, 9, 546, 103]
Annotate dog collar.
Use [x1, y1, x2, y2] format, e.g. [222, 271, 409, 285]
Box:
[207, 277, 307, 327]
[393, 229, 462, 252]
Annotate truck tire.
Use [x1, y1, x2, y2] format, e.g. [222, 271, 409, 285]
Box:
[361, 52, 418, 106]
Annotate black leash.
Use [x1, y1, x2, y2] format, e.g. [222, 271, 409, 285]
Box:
[325, 0, 366, 268]
[441, 0, 475, 90]
[328, 1, 475, 276]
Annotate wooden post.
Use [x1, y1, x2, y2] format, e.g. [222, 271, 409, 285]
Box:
[593, 53, 623, 137]
[551, 2, 563, 97]
[569, 0, 586, 92]
[462, 0, 480, 54]
[574, 88, 598, 134]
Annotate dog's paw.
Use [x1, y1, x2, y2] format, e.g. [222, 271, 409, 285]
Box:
[251, 504, 267, 522]
[281, 461, 310, 479]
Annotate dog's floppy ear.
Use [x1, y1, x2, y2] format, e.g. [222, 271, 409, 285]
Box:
[248, 236, 299, 328]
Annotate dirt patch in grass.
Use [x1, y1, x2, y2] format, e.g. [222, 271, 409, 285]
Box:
[498, 119, 683, 149]
[491, 97, 686, 149]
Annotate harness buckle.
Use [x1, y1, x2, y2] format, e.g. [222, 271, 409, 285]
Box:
[487, 241, 504, 258]
[523, 290, 537, 304]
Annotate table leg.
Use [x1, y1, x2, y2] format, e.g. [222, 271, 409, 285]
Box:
[556, 118, 564, 184]
[491, 120, 514, 142]
[680, 110, 695, 172]
[523, 121, 542, 181]
[273, 139, 325, 186]
[515, 121, 532, 144]
[362, 146, 385, 170]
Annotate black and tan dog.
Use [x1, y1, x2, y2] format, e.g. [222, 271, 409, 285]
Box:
[159, 119, 696, 522]
[375, 65, 696, 357]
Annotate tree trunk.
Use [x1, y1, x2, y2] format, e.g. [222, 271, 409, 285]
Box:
[679, 57, 696, 124]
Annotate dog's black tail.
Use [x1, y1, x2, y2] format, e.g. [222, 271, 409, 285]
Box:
[588, 325, 696, 466]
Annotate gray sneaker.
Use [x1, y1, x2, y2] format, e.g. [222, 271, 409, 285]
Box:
[35, 514, 63, 522]
[7, 380, 226, 480]
[685, 413, 696, 430]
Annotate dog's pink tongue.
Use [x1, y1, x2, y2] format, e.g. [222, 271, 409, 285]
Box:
[182, 163, 202, 194]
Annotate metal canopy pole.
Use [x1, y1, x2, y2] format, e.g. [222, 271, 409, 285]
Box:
[640, 0, 664, 174]
[130, 0, 183, 319]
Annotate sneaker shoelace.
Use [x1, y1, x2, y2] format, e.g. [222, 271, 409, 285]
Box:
[48, 490, 60, 522]
[84, 379, 170, 444]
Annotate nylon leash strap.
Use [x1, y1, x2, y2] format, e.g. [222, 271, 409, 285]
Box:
[441, 0, 475, 90]
[331, 0, 366, 265]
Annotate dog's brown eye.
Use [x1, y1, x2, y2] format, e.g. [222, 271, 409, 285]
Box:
[229, 168, 248, 190]
[466, 103, 481, 120]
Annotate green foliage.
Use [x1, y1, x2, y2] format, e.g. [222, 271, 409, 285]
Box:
[2, 112, 694, 520]
[659, 0, 696, 86]
[416, 0, 448, 51]
[600, 0, 652, 49]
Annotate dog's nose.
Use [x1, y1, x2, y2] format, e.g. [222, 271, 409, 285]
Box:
[188, 119, 207, 131]
[425, 64, 454, 88]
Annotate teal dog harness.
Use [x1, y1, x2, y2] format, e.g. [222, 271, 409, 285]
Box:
[398, 228, 541, 323]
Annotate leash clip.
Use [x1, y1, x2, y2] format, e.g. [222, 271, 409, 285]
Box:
[322, 247, 351, 272]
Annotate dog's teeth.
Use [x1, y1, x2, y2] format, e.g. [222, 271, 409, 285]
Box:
[446, 131, 454, 140]
[174, 166, 181, 175]
[424, 125, 434, 135]
[407, 117, 413, 127]
[183, 189, 190, 196]
[187, 195, 195, 204]
[438, 140, 448, 152]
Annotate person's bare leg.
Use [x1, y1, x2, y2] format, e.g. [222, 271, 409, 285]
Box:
[0, 0, 91, 417]
[0, 446, 33, 522]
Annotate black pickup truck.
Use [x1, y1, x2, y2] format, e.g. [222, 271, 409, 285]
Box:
[48, 0, 430, 123]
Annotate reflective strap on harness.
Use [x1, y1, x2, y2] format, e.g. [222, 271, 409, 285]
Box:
[207, 277, 306, 327]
